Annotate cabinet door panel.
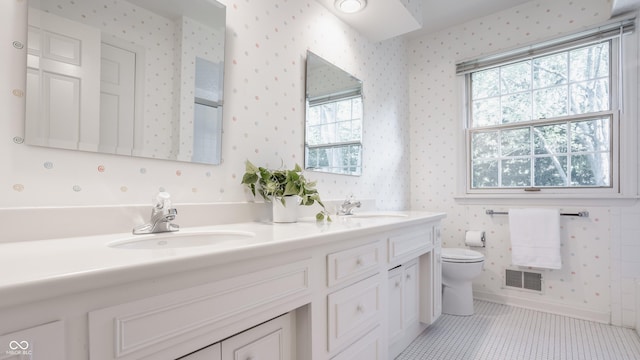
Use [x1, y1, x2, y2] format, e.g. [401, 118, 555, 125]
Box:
[0, 321, 65, 360]
[180, 343, 221, 360]
[387, 270, 403, 342]
[327, 275, 380, 352]
[221, 313, 293, 360]
[330, 326, 382, 360]
[404, 261, 419, 326]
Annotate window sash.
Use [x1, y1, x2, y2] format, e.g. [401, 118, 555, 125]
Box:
[464, 31, 623, 193]
[467, 115, 614, 189]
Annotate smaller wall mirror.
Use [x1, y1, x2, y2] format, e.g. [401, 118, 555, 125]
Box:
[305, 51, 363, 176]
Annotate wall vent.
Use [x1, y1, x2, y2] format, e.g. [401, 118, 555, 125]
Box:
[505, 269, 543, 292]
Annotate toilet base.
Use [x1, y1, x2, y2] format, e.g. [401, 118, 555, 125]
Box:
[442, 281, 475, 316]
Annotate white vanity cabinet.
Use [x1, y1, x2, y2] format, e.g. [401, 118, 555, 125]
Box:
[180, 343, 221, 360]
[180, 313, 294, 360]
[325, 241, 384, 359]
[220, 313, 294, 360]
[0, 211, 445, 360]
[88, 260, 310, 360]
[0, 321, 65, 360]
[387, 259, 420, 358]
[386, 222, 442, 359]
[432, 225, 443, 321]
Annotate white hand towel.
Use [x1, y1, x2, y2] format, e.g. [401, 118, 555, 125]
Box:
[509, 208, 561, 269]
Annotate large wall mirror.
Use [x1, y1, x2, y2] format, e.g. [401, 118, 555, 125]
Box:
[25, 0, 225, 165]
[305, 51, 363, 176]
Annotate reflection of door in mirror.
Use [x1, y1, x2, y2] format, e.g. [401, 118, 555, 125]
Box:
[23, 0, 226, 165]
[305, 51, 363, 176]
[26, 8, 100, 151]
[99, 42, 136, 156]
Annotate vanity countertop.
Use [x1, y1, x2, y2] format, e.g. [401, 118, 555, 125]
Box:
[0, 211, 445, 308]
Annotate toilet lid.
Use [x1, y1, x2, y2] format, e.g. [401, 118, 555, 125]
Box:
[441, 248, 484, 263]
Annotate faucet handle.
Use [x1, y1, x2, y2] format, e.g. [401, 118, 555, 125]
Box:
[155, 192, 171, 209]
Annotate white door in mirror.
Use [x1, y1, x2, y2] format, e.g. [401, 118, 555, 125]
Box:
[26, 8, 101, 151]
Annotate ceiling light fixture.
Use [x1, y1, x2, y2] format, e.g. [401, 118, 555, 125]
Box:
[334, 0, 367, 14]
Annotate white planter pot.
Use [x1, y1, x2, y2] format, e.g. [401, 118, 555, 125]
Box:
[272, 196, 299, 223]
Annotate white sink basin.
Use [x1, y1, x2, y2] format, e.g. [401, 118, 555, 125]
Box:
[108, 230, 257, 249]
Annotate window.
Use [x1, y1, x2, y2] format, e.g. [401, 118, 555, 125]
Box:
[305, 96, 363, 175]
[459, 20, 635, 193]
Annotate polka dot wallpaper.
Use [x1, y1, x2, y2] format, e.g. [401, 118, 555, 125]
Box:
[2, 0, 637, 326]
[1, 0, 411, 208]
[408, 0, 637, 324]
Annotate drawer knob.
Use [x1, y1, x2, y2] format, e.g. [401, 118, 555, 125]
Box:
[355, 257, 363, 266]
[356, 304, 365, 313]
[406, 274, 412, 280]
[395, 280, 401, 288]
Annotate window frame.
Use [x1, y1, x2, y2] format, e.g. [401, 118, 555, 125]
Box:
[457, 18, 638, 199]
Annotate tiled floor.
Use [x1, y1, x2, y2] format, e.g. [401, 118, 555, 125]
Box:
[397, 300, 640, 360]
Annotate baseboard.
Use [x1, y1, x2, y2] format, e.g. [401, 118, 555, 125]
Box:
[473, 290, 610, 324]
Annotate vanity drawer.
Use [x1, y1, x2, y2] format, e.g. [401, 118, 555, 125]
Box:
[330, 326, 382, 360]
[388, 226, 433, 263]
[327, 241, 381, 287]
[327, 274, 381, 353]
[89, 259, 311, 360]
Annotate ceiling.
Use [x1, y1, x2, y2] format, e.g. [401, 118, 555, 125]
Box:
[316, 0, 536, 41]
[414, 0, 534, 37]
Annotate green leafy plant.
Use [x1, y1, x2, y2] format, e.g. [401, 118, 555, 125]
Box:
[241, 160, 331, 221]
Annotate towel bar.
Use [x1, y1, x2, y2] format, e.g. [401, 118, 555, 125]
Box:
[485, 209, 589, 218]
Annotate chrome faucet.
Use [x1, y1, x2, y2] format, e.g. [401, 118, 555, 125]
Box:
[337, 195, 361, 215]
[133, 192, 179, 234]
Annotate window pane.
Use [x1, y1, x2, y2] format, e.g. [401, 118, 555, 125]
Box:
[307, 148, 318, 167]
[534, 123, 567, 155]
[501, 158, 531, 186]
[570, 43, 609, 82]
[501, 128, 530, 157]
[472, 159, 499, 187]
[307, 125, 321, 145]
[535, 156, 568, 186]
[533, 52, 568, 89]
[337, 121, 352, 142]
[501, 61, 531, 94]
[472, 68, 499, 99]
[320, 102, 336, 119]
[501, 92, 531, 123]
[472, 97, 501, 127]
[472, 131, 499, 159]
[307, 106, 321, 125]
[570, 79, 609, 114]
[318, 148, 330, 167]
[352, 97, 362, 119]
[336, 99, 352, 121]
[571, 153, 610, 186]
[571, 118, 610, 152]
[534, 86, 568, 119]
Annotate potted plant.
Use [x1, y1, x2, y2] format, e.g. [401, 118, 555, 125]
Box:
[241, 160, 331, 222]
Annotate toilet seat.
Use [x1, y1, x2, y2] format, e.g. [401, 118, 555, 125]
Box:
[442, 248, 484, 263]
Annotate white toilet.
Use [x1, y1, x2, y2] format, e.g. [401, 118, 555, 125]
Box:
[441, 248, 485, 316]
